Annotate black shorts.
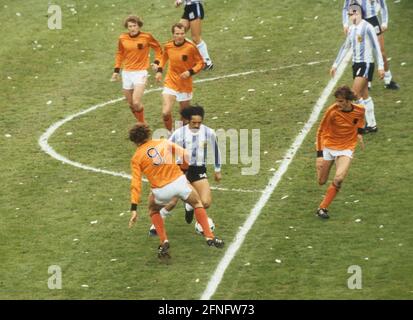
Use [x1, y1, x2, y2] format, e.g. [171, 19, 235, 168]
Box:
[352, 62, 375, 81]
[186, 166, 207, 183]
[365, 16, 382, 36]
[182, 2, 204, 21]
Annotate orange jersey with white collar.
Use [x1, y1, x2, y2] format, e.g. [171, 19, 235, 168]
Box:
[159, 39, 204, 93]
[130, 139, 189, 204]
[114, 32, 162, 71]
[316, 103, 365, 151]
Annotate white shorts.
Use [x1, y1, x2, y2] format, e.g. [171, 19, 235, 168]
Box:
[162, 86, 192, 102]
[122, 70, 148, 90]
[323, 147, 353, 161]
[151, 175, 192, 205]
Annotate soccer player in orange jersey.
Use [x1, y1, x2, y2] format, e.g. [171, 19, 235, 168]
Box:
[315, 86, 365, 219]
[111, 16, 162, 123]
[155, 23, 205, 132]
[128, 122, 224, 259]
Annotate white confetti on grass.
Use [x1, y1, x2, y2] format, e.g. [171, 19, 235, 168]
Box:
[275, 259, 282, 264]
[379, 225, 384, 229]
[46, 100, 52, 105]
[355, 219, 362, 223]
[7, 76, 12, 80]
[248, 89, 255, 92]
[195, 278, 200, 283]
[400, 62, 406, 66]
[353, 200, 360, 203]
[307, 246, 313, 249]
[269, 168, 276, 172]
[302, 90, 310, 94]
[66, 132, 73, 136]
[396, 100, 402, 104]
[364, 257, 369, 261]
[5, 134, 12, 138]
[16, 12, 21, 16]
[244, 262, 251, 266]
[90, 220, 98, 224]
[73, 238, 79, 242]
[212, 116, 218, 120]
[281, 195, 289, 200]
[119, 212, 125, 216]
[243, 36, 253, 40]
[81, 284, 89, 288]
[110, 259, 118, 262]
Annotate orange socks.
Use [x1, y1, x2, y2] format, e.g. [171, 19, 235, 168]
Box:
[132, 108, 145, 122]
[194, 207, 214, 239]
[319, 183, 340, 209]
[151, 212, 167, 244]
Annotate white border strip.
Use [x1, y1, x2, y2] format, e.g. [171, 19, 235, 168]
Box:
[38, 59, 328, 193]
[200, 52, 352, 300]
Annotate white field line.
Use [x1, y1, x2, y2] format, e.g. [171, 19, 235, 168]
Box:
[200, 51, 352, 300]
[38, 59, 328, 193]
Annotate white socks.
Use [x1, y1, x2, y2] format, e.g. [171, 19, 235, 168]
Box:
[196, 40, 212, 65]
[384, 70, 392, 85]
[185, 203, 194, 211]
[363, 97, 377, 127]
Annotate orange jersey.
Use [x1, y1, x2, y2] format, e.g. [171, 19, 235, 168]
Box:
[159, 40, 204, 93]
[316, 103, 365, 151]
[114, 32, 162, 71]
[130, 139, 189, 204]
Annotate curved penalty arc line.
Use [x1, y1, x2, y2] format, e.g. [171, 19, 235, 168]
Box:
[38, 60, 328, 193]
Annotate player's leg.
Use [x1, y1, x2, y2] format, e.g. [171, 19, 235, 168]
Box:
[131, 83, 146, 122]
[190, 19, 213, 70]
[192, 179, 212, 209]
[378, 34, 399, 89]
[123, 89, 136, 118]
[148, 193, 171, 259]
[148, 196, 178, 237]
[318, 155, 352, 216]
[184, 185, 224, 247]
[161, 92, 176, 132]
[316, 157, 334, 186]
[179, 18, 190, 31]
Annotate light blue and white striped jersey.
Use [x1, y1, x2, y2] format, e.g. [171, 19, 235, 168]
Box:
[333, 19, 384, 69]
[169, 124, 221, 172]
[342, 0, 389, 27]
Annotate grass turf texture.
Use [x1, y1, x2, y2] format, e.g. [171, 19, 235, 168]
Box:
[0, 0, 412, 299]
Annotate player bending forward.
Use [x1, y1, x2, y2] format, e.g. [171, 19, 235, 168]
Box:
[128, 122, 224, 259]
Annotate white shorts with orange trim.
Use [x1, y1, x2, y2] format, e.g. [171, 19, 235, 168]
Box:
[323, 147, 353, 161]
[151, 174, 192, 205]
[162, 86, 193, 102]
[122, 70, 148, 90]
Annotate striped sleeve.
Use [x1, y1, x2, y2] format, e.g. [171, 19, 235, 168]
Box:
[379, 0, 389, 27]
[367, 25, 384, 70]
[342, 0, 351, 27]
[208, 128, 221, 172]
[333, 32, 351, 68]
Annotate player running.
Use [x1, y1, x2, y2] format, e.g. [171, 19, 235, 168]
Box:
[315, 86, 365, 219]
[155, 23, 204, 132]
[111, 16, 162, 122]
